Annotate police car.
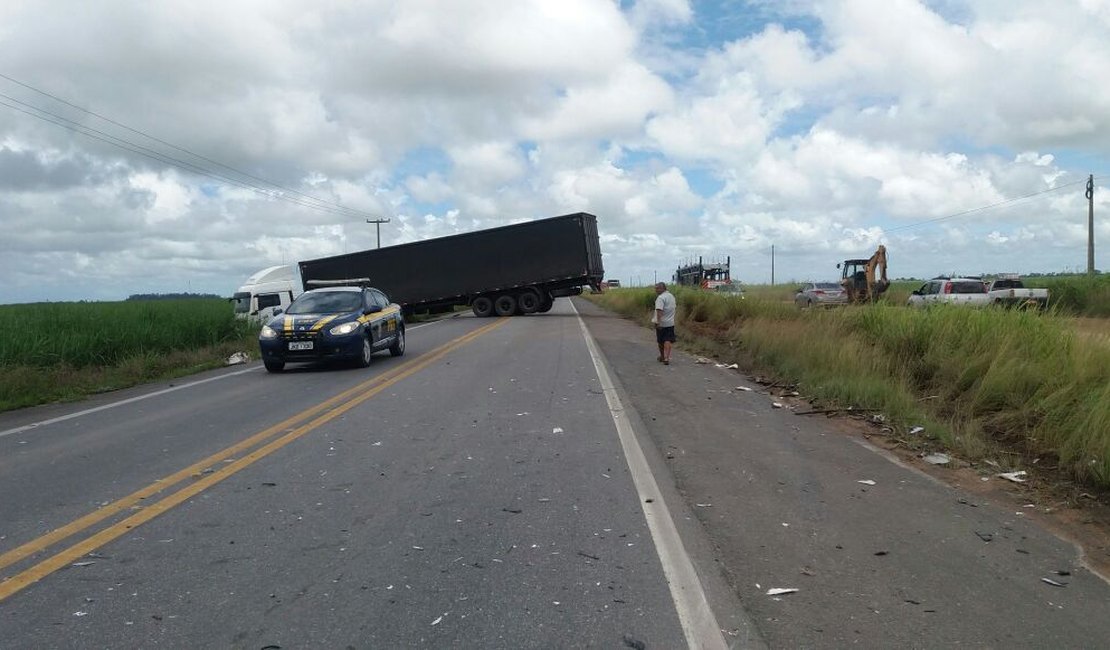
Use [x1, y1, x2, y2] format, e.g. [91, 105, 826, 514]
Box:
[258, 281, 405, 372]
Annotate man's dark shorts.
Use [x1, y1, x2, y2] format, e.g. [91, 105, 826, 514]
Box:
[656, 326, 676, 344]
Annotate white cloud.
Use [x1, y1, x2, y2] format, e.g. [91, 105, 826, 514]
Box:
[1, 0, 1109, 301]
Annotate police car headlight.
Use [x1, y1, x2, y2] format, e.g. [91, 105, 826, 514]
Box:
[329, 321, 360, 336]
[259, 325, 278, 339]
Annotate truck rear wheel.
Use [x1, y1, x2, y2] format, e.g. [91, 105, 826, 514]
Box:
[494, 294, 517, 317]
[517, 290, 541, 314]
[472, 296, 494, 317]
[537, 296, 554, 313]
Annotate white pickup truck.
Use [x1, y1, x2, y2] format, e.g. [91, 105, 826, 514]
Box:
[907, 277, 992, 308]
[985, 275, 1049, 309]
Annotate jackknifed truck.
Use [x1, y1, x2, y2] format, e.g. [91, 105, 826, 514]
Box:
[298, 212, 604, 317]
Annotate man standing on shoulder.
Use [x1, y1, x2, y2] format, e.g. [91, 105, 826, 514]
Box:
[653, 282, 676, 365]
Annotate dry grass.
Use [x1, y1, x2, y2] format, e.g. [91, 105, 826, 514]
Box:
[590, 286, 1110, 488]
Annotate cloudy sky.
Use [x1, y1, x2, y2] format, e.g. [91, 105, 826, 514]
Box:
[2, 0, 1108, 303]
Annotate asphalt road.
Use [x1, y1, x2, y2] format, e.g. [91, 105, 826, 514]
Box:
[1, 298, 1108, 648]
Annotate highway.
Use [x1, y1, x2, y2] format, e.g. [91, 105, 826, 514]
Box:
[1, 298, 1108, 648]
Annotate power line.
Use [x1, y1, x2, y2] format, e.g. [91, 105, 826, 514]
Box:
[0, 72, 376, 219]
[884, 178, 1095, 234]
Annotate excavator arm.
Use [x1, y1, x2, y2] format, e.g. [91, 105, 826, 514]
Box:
[865, 245, 889, 300]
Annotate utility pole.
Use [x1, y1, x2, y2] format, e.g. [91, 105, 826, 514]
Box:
[771, 244, 775, 285]
[366, 218, 390, 249]
[1087, 175, 1095, 275]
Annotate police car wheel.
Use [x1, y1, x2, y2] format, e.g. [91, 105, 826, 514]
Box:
[390, 325, 406, 356]
[358, 336, 374, 368]
[264, 359, 285, 373]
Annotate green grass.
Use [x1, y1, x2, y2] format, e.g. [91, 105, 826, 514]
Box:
[0, 299, 258, 411]
[590, 285, 1110, 488]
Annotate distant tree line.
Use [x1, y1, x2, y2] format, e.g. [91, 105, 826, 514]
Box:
[126, 292, 224, 301]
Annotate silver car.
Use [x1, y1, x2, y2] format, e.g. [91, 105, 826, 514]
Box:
[795, 282, 847, 308]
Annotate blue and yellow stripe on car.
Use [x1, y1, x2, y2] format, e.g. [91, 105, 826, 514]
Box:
[310, 315, 340, 332]
[357, 306, 401, 325]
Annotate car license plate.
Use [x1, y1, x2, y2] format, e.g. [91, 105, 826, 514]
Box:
[288, 341, 313, 351]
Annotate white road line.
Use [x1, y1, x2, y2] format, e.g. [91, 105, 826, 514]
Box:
[0, 367, 262, 439]
[572, 302, 728, 650]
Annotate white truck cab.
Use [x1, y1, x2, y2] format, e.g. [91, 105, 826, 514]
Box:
[231, 265, 302, 322]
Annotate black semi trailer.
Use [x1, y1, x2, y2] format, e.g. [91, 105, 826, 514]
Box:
[298, 212, 604, 317]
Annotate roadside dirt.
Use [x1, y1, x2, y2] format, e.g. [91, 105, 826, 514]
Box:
[762, 385, 1110, 583]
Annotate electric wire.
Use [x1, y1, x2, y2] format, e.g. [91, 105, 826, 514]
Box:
[883, 178, 1093, 233]
[0, 74, 376, 218]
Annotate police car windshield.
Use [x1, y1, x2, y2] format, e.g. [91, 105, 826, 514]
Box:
[287, 291, 362, 315]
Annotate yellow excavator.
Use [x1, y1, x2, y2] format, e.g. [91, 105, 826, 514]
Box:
[838, 245, 889, 303]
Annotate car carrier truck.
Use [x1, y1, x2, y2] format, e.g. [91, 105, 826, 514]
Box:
[298, 212, 604, 317]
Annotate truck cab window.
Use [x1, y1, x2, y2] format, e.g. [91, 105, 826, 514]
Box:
[257, 293, 281, 309]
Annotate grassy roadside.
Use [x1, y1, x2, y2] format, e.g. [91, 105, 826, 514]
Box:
[0, 300, 258, 412]
[587, 287, 1110, 490]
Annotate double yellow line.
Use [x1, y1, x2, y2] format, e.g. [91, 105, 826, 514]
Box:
[0, 318, 507, 602]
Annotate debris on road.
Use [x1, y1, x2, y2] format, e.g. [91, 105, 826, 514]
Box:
[908, 426, 925, 435]
[975, 531, 994, 543]
[735, 386, 753, 392]
[695, 503, 712, 507]
[857, 480, 876, 486]
[772, 402, 784, 409]
[70, 561, 96, 567]
[1041, 578, 1068, 588]
[923, 453, 951, 465]
[226, 351, 249, 366]
[766, 587, 799, 596]
[552, 427, 564, 434]
[997, 471, 1029, 483]
[696, 357, 711, 364]
[431, 613, 446, 626]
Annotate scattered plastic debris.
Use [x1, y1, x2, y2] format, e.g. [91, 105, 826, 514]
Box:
[735, 386, 753, 392]
[372, 441, 382, 446]
[923, 453, 951, 465]
[908, 426, 925, 435]
[695, 503, 712, 508]
[226, 352, 249, 366]
[71, 561, 96, 567]
[772, 402, 784, 409]
[696, 357, 711, 364]
[552, 427, 564, 434]
[857, 480, 876, 486]
[1041, 578, 1067, 588]
[73, 611, 88, 617]
[431, 614, 445, 626]
[997, 471, 1028, 483]
[412, 546, 425, 551]
[766, 588, 799, 596]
